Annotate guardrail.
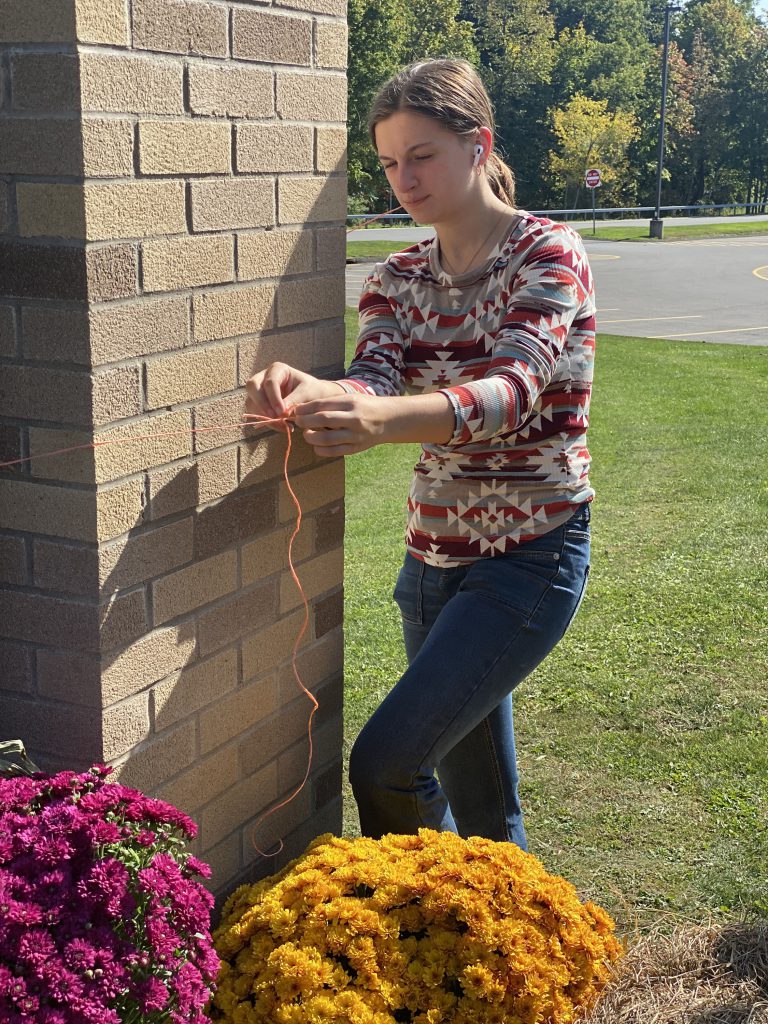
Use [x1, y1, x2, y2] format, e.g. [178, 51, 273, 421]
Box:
[347, 202, 768, 224]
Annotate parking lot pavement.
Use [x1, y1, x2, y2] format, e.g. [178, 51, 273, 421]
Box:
[346, 234, 768, 347]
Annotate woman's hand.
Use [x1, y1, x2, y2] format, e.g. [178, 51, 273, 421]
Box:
[292, 394, 391, 456]
[244, 363, 344, 429]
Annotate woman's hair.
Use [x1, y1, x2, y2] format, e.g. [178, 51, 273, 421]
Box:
[368, 58, 516, 209]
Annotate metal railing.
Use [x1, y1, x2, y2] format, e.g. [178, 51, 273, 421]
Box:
[347, 202, 768, 225]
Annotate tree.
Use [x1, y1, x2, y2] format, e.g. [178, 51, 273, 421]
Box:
[547, 94, 639, 208]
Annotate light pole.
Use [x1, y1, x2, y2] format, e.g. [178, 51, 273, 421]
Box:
[650, 3, 680, 239]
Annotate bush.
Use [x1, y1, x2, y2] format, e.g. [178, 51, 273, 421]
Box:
[211, 829, 623, 1024]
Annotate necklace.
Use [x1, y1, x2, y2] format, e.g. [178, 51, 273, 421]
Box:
[439, 211, 508, 277]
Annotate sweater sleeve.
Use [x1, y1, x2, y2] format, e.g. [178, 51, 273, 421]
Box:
[337, 265, 407, 398]
[438, 227, 594, 445]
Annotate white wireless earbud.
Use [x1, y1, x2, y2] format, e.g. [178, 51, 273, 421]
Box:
[473, 144, 484, 167]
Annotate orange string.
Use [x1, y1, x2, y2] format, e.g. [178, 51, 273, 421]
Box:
[346, 204, 404, 233]
[1, 410, 319, 861]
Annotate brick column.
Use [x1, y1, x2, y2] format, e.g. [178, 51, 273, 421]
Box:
[0, 0, 347, 892]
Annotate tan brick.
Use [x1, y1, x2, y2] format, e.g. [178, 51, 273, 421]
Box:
[26, 427, 94, 485]
[244, 782, 312, 860]
[109, 720, 196, 791]
[237, 228, 312, 281]
[316, 224, 346, 271]
[241, 608, 306, 681]
[86, 243, 139, 302]
[200, 759, 278, 851]
[279, 460, 343, 522]
[0, 477, 95, 542]
[139, 120, 231, 175]
[314, 320, 344, 368]
[93, 409, 192, 483]
[99, 518, 193, 591]
[90, 294, 189, 364]
[278, 176, 346, 225]
[197, 580, 277, 657]
[315, 20, 347, 69]
[103, 693, 151, 760]
[0, 119, 83, 177]
[239, 696, 309, 776]
[86, 181, 187, 242]
[242, 524, 313, 587]
[21, 306, 89, 364]
[188, 63, 273, 118]
[154, 646, 238, 730]
[278, 273, 344, 326]
[239, 425, 316, 482]
[99, 587, 149, 652]
[80, 51, 184, 115]
[236, 123, 312, 175]
[279, 716, 341, 795]
[316, 126, 347, 173]
[145, 343, 237, 409]
[191, 392, 249, 453]
[277, 0, 345, 15]
[10, 53, 79, 112]
[0, 0, 75, 42]
[277, 628, 342, 701]
[233, 9, 311, 65]
[190, 178, 274, 233]
[92, 365, 143, 425]
[102, 624, 196, 704]
[238, 328, 315, 385]
[16, 183, 84, 240]
[83, 119, 135, 177]
[96, 478, 147, 542]
[276, 72, 346, 121]
[152, 549, 237, 624]
[0, 364, 91, 425]
[0, 590, 98, 652]
[17, 181, 187, 242]
[76, 0, 130, 45]
[192, 483, 276, 563]
[36, 650, 100, 703]
[193, 283, 275, 343]
[155, 742, 240, 813]
[202, 832, 240, 890]
[33, 538, 96, 595]
[198, 672, 278, 754]
[146, 448, 238, 521]
[143, 234, 234, 293]
[0, 307, 16, 358]
[0, 536, 27, 586]
[280, 547, 343, 613]
[0, 186, 9, 236]
[133, 0, 228, 57]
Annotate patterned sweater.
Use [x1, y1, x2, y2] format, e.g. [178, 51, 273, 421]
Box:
[339, 212, 596, 567]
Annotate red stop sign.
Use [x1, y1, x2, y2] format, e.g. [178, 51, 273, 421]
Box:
[585, 168, 602, 188]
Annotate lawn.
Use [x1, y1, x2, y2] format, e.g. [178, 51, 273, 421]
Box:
[341, 311, 768, 935]
[346, 218, 768, 260]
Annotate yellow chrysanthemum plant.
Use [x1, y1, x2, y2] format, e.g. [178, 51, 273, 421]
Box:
[210, 829, 623, 1024]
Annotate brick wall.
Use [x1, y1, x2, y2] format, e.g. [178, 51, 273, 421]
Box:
[0, 0, 347, 892]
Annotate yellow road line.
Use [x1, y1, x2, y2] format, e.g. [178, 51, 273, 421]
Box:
[753, 265, 768, 281]
[664, 326, 768, 338]
[600, 315, 702, 324]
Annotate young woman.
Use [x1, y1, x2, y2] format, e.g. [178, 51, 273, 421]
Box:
[245, 58, 595, 850]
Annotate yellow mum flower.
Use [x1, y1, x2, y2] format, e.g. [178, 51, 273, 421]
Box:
[209, 830, 623, 1023]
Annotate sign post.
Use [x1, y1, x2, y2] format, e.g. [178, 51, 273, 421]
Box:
[585, 168, 602, 235]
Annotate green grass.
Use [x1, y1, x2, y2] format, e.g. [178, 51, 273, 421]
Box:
[346, 219, 768, 260]
[342, 311, 768, 934]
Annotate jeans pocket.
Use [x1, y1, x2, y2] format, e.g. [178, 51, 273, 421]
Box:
[393, 556, 424, 625]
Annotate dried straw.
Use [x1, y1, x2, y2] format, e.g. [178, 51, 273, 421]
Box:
[584, 919, 768, 1024]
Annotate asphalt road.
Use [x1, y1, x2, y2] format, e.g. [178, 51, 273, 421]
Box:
[346, 219, 768, 347]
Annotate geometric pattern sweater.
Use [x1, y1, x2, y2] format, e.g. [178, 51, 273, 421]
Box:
[338, 212, 596, 566]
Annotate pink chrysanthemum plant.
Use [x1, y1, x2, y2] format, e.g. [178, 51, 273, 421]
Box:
[0, 764, 221, 1024]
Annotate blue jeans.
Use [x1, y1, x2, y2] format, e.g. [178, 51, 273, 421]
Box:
[349, 502, 591, 849]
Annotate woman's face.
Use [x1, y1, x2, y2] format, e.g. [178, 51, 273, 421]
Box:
[374, 110, 479, 226]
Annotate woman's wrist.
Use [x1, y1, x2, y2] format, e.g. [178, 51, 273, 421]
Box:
[379, 393, 455, 446]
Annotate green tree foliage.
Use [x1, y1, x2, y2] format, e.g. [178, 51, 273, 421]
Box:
[347, 0, 768, 213]
[347, 0, 477, 204]
[547, 95, 639, 207]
